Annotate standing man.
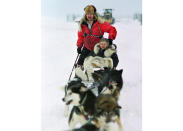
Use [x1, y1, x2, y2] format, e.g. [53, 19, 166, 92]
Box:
[76, 5, 117, 66]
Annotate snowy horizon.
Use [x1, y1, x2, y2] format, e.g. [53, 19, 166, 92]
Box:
[42, 0, 142, 18]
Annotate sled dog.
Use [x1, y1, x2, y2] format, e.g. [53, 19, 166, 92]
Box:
[62, 77, 82, 117]
[62, 78, 97, 129]
[70, 94, 123, 131]
[92, 68, 123, 99]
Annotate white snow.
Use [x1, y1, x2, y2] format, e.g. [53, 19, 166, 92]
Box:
[42, 17, 142, 131]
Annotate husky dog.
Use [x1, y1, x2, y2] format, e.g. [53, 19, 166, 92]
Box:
[62, 77, 83, 117]
[75, 56, 113, 82]
[94, 94, 123, 131]
[92, 68, 123, 99]
[62, 78, 97, 129]
[70, 94, 123, 131]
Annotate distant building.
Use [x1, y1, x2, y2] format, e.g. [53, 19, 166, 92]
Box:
[101, 9, 115, 25]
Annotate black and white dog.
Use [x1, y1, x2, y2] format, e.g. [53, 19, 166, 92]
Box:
[62, 68, 123, 130]
[62, 77, 97, 129]
[69, 94, 123, 131]
[92, 68, 123, 99]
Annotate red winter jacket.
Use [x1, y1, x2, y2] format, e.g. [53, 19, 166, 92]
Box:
[77, 20, 117, 51]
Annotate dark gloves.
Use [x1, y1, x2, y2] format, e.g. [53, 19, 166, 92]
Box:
[77, 47, 82, 54]
[83, 33, 87, 37]
[108, 39, 113, 45]
[99, 35, 103, 39]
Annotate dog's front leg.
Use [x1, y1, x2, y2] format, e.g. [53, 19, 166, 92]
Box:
[69, 112, 83, 130]
[116, 117, 123, 131]
[64, 105, 69, 117]
[69, 117, 77, 130]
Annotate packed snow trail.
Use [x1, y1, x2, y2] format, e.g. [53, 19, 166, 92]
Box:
[42, 17, 142, 131]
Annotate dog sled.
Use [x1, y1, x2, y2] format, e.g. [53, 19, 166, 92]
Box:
[62, 53, 124, 131]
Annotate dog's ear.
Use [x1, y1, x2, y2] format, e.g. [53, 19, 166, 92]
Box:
[80, 86, 88, 92]
[92, 72, 102, 81]
[119, 69, 123, 74]
[116, 105, 122, 109]
[92, 72, 99, 80]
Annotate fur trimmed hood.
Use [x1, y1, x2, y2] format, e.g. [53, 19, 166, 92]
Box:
[78, 13, 105, 31]
[93, 43, 117, 57]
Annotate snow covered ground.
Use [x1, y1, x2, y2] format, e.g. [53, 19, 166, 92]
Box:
[41, 17, 142, 131]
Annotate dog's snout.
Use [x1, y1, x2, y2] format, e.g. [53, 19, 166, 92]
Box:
[62, 98, 65, 101]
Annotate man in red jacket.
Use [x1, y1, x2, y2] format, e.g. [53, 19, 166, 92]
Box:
[76, 5, 117, 66]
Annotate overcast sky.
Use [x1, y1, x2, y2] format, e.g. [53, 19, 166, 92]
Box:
[42, 0, 142, 18]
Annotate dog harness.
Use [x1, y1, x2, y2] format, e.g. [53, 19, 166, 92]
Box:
[81, 112, 89, 120]
[79, 106, 90, 121]
[79, 95, 91, 121]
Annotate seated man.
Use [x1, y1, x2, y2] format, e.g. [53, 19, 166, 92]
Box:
[90, 38, 119, 69]
[75, 38, 119, 82]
